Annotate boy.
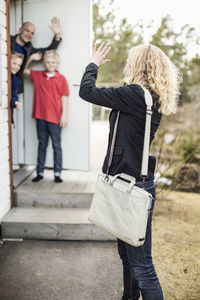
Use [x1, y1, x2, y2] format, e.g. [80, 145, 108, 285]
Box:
[24, 50, 69, 183]
[10, 52, 24, 122]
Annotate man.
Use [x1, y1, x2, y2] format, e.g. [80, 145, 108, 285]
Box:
[11, 17, 62, 93]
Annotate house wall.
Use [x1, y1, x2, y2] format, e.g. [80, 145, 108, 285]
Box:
[0, 0, 11, 221]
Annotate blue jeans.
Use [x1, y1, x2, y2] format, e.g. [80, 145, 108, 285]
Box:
[36, 119, 62, 176]
[118, 181, 164, 300]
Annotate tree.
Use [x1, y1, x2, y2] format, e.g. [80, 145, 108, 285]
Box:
[93, 0, 144, 83]
[150, 15, 199, 102]
[93, 1, 200, 103]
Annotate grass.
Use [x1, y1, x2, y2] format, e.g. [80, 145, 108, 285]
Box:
[152, 191, 200, 300]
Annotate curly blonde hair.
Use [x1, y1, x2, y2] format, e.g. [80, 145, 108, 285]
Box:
[123, 44, 182, 115]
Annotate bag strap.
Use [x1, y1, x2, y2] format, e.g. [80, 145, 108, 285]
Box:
[106, 111, 120, 176]
[141, 88, 153, 177]
[106, 87, 153, 178]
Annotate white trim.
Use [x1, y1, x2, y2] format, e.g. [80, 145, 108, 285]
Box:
[0, 197, 10, 222]
[0, 95, 8, 108]
[1, 67, 7, 81]
[0, 24, 7, 40]
[0, 108, 8, 123]
[0, 0, 6, 14]
[0, 11, 6, 26]
[0, 148, 9, 164]
[1, 81, 8, 95]
[0, 0, 11, 223]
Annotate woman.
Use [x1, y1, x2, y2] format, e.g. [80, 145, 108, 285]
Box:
[79, 42, 181, 300]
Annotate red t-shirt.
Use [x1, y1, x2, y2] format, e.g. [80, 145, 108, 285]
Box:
[30, 70, 70, 124]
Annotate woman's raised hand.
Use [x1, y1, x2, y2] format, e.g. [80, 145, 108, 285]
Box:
[90, 42, 111, 67]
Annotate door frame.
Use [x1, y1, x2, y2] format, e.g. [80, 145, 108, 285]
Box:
[6, 0, 14, 207]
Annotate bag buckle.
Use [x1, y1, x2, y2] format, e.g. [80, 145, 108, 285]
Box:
[103, 174, 109, 182]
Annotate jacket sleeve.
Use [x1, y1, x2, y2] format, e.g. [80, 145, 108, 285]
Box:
[11, 81, 19, 109]
[79, 63, 144, 113]
[30, 36, 62, 54]
[11, 35, 15, 52]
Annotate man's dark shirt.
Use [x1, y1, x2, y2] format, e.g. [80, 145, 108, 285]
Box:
[11, 73, 21, 123]
[11, 34, 62, 93]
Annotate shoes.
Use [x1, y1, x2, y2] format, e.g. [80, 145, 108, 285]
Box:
[32, 175, 43, 182]
[54, 176, 63, 183]
[32, 175, 63, 183]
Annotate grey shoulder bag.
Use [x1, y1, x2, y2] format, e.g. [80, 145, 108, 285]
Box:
[88, 88, 153, 247]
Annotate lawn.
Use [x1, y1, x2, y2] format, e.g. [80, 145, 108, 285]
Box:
[152, 190, 200, 300]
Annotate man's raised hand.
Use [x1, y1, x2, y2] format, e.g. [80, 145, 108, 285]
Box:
[50, 17, 61, 40]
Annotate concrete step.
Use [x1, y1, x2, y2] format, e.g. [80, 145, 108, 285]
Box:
[14, 190, 93, 208]
[1, 207, 116, 241]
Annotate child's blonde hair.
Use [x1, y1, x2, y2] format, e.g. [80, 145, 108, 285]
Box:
[43, 50, 59, 64]
[11, 52, 24, 61]
[123, 44, 182, 115]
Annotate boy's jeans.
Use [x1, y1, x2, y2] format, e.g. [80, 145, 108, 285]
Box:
[36, 119, 62, 177]
[118, 181, 164, 300]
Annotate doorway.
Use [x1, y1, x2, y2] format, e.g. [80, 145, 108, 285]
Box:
[10, 0, 92, 185]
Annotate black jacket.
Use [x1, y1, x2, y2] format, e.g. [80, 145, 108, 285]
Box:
[11, 34, 62, 93]
[11, 73, 21, 124]
[79, 63, 162, 181]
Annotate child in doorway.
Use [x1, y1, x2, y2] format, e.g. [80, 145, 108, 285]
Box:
[24, 50, 70, 183]
[10, 52, 24, 123]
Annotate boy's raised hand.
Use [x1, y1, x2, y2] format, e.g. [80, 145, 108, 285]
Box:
[90, 42, 111, 67]
[30, 52, 43, 61]
[49, 17, 61, 39]
[15, 101, 21, 111]
[23, 52, 43, 76]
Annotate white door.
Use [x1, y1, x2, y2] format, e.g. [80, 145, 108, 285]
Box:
[11, 0, 92, 171]
[10, 0, 25, 165]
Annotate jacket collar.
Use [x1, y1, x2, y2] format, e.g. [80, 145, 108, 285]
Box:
[11, 34, 32, 52]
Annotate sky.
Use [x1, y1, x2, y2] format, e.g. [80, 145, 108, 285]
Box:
[105, 0, 200, 57]
[114, 0, 200, 31]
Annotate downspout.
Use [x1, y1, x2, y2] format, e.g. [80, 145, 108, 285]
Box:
[6, 0, 14, 207]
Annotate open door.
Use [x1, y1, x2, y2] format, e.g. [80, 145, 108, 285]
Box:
[10, 0, 92, 171]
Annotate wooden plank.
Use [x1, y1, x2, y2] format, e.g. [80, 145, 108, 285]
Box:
[0, 197, 10, 222]
[0, 132, 9, 148]
[1, 81, 8, 95]
[6, 0, 13, 208]
[1, 43, 7, 57]
[0, 0, 6, 13]
[0, 167, 9, 188]
[0, 182, 10, 203]
[1, 67, 7, 81]
[0, 122, 8, 136]
[13, 166, 35, 189]
[1, 51, 7, 65]
[0, 0, 10, 218]
[3, 207, 91, 224]
[0, 11, 6, 26]
[0, 108, 8, 123]
[0, 146, 9, 165]
[0, 95, 8, 108]
[0, 24, 6, 40]
[2, 208, 115, 240]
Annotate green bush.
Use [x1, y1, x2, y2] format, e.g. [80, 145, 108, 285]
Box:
[177, 132, 200, 164]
